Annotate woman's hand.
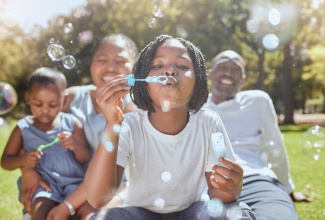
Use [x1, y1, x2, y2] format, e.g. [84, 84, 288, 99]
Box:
[96, 75, 130, 124]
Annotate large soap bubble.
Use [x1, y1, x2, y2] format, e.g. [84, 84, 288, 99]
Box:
[47, 43, 65, 61]
[300, 125, 325, 160]
[0, 82, 18, 115]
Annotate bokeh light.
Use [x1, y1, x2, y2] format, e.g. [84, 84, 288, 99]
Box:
[47, 43, 65, 61]
[300, 125, 325, 160]
[63, 22, 73, 34]
[268, 8, 281, 26]
[0, 82, 18, 115]
[262, 34, 280, 50]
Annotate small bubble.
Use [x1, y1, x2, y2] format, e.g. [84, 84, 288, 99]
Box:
[207, 199, 223, 217]
[62, 55, 76, 69]
[162, 100, 170, 112]
[113, 124, 121, 133]
[161, 171, 171, 182]
[154, 198, 165, 209]
[147, 18, 157, 28]
[260, 141, 284, 168]
[226, 205, 242, 220]
[104, 140, 114, 152]
[300, 125, 325, 160]
[0, 82, 18, 115]
[49, 38, 55, 44]
[151, 0, 170, 18]
[47, 44, 65, 61]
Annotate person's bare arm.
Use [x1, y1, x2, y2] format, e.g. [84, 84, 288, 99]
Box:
[85, 75, 129, 208]
[62, 86, 79, 113]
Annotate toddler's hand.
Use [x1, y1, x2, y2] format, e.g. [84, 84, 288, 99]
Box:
[22, 151, 41, 168]
[57, 131, 76, 150]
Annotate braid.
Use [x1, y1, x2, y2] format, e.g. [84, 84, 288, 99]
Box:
[131, 35, 173, 112]
[131, 34, 208, 113]
[177, 38, 209, 113]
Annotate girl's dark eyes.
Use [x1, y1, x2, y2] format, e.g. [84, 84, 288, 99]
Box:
[151, 65, 163, 70]
[151, 65, 190, 70]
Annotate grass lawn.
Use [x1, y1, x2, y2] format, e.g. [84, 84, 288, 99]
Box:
[0, 121, 324, 219]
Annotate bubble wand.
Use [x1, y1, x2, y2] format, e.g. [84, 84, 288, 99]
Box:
[37, 137, 60, 152]
[124, 74, 168, 86]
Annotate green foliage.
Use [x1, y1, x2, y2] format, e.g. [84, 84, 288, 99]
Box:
[1, 0, 325, 117]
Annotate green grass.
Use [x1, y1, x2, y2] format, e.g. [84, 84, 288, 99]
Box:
[0, 120, 22, 220]
[0, 122, 324, 219]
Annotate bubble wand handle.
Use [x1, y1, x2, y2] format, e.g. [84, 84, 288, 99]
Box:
[211, 133, 227, 167]
[37, 137, 60, 151]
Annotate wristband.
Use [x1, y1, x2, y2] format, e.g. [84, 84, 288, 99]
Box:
[63, 200, 75, 216]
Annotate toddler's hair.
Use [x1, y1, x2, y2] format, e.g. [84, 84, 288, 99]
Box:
[130, 34, 208, 113]
[92, 33, 138, 61]
[28, 67, 67, 92]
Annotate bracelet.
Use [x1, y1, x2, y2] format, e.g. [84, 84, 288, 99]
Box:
[63, 200, 75, 216]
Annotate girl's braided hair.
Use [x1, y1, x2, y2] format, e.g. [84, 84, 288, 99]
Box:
[130, 34, 208, 113]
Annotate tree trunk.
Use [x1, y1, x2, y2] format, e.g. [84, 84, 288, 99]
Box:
[256, 50, 266, 90]
[282, 42, 295, 124]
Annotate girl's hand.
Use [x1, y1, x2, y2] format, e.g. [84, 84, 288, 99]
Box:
[22, 151, 41, 168]
[57, 131, 76, 150]
[209, 157, 243, 201]
[96, 75, 130, 124]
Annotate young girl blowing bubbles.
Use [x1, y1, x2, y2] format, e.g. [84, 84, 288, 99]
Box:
[85, 35, 256, 220]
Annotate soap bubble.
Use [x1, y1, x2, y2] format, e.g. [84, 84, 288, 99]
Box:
[162, 100, 170, 112]
[151, 0, 170, 17]
[62, 55, 76, 69]
[147, 18, 157, 28]
[47, 44, 65, 61]
[259, 141, 285, 168]
[207, 199, 223, 217]
[104, 140, 114, 152]
[0, 82, 18, 115]
[161, 171, 171, 182]
[226, 205, 242, 220]
[300, 125, 325, 160]
[154, 198, 165, 209]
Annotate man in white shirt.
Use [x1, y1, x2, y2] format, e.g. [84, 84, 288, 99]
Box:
[204, 50, 310, 220]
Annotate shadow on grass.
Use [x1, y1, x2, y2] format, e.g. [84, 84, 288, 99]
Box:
[279, 124, 313, 133]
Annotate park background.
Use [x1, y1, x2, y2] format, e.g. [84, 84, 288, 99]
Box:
[1, 0, 325, 219]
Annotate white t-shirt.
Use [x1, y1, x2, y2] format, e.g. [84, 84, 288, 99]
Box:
[204, 90, 294, 193]
[117, 109, 238, 213]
